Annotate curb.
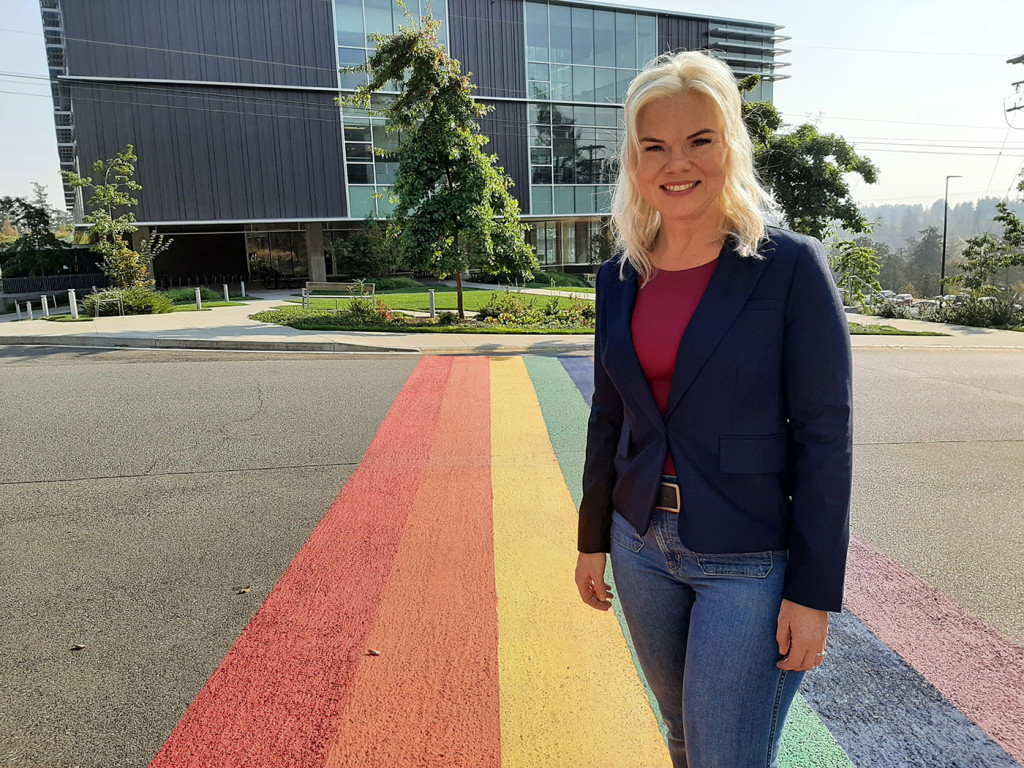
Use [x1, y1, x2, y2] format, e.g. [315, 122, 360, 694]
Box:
[0, 334, 598, 356]
[0, 334, 415, 354]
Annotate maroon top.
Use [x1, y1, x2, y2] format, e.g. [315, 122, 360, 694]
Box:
[631, 259, 719, 474]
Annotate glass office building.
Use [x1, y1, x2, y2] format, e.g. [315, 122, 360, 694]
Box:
[44, 0, 787, 280]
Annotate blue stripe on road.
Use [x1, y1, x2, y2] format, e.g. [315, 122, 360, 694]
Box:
[802, 609, 1023, 768]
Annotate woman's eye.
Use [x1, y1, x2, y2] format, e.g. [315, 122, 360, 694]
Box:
[643, 145, 664, 152]
[691, 138, 711, 148]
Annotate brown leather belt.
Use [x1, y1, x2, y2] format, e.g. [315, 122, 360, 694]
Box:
[656, 475, 681, 513]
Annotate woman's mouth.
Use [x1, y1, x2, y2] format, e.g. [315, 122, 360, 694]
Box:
[661, 181, 700, 193]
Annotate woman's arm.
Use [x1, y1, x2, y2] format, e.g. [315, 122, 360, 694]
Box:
[780, 237, 853, 613]
[577, 260, 625, 554]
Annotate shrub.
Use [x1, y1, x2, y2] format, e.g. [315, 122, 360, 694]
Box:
[372, 277, 422, 291]
[82, 286, 175, 316]
[476, 290, 539, 322]
[162, 286, 222, 303]
[436, 310, 459, 326]
[475, 289, 594, 329]
[874, 299, 910, 319]
[936, 296, 1024, 329]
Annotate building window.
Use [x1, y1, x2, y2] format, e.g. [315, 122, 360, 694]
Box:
[527, 102, 620, 215]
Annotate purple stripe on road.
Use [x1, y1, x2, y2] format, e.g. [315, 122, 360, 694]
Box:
[845, 537, 1024, 763]
[801, 609, 1021, 768]
[559, 356, 594, 406]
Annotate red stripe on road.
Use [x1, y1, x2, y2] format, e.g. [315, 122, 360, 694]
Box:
[325, 356, 500, 767]
[150, 357, 454, 768]
[845, 536, 1024, 762]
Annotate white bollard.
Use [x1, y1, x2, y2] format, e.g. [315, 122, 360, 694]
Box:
[223, 283, 229, 302]
[195, 287, 203, 310]
[26, 301, 34, 320]
[15, 302, 23, 320]
[41, 295, 50, 317]
[69, 289, 79, 320]
[240, 281, 246, 297]
[429, 289, 436, 319]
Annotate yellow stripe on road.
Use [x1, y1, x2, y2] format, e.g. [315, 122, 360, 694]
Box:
[490, 357, 669, 768]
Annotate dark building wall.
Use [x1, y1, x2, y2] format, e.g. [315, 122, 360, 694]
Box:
[62, 0, 337, 88]
[153, 232, 248, 280]
[480, 100, 530, 213]
[657, 15, 709, 54]
[70, 82, 347, 222]
[448, 0, 526, 99]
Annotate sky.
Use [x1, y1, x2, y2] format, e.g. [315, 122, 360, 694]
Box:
[2, 0, 1023, 216]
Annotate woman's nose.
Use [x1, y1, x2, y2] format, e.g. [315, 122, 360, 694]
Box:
[666, 150, 694, 170]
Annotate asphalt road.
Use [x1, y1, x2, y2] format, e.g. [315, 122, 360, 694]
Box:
[1, 345, 1022, 767]
[0, 347, 420, 768]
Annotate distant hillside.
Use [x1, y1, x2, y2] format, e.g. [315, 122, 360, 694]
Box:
[845, 198, 1024, 250]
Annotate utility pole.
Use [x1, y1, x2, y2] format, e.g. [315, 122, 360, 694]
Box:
[1008, 54, 1023, 120]
[941, 175, 961, 295]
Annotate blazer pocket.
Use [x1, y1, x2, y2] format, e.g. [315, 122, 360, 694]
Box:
[616, 423, 631, 457]
[743, 299, 777, 312]
[719, 434, 787, 474]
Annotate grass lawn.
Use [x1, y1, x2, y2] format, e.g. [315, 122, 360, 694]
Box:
[294, 285, 593, 313]
[526, 283, 596, 294]
[849, 322, 950, 336]
[170, 301, 247, 311]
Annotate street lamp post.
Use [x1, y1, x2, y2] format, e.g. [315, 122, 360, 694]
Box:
[940, 174, 962, 296]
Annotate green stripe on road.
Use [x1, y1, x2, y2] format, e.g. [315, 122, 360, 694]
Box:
[523, 355, 855, 768]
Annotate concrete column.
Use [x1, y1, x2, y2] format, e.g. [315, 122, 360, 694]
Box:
[306, 222, 326, 282]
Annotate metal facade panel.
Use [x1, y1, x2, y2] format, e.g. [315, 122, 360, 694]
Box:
[480, 100, 530, 213]
[657, 15, 709, 55]
[61, 0, 336, 88]
[448, 0, 526, 100]
[69, 82, 347, 222]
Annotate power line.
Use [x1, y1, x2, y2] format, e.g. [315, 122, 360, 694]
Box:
[780, 112, 1012, 131]
[787, 43, 1015, 58]
[857, 148, 1024, 158]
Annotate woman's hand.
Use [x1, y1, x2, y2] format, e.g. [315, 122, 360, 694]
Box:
[575, 552, 614, 611]
[776, 599, 829, 671]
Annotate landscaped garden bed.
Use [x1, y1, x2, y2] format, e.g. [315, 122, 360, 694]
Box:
[255, 290, 596, 334]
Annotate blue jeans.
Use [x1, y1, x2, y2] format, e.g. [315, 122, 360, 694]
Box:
[609, 510, 804, 768]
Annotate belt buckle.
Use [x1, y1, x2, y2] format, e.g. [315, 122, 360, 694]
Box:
[656, 480, 681, 513]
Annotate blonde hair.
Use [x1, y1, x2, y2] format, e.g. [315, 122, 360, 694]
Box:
[611, 50, 774, 284]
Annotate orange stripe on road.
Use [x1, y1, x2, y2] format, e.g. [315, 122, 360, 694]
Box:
[150, 357, 454, 768]
[325, 356, 501, 767]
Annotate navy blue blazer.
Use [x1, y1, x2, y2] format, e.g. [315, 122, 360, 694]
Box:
[579, 226, 852, 612]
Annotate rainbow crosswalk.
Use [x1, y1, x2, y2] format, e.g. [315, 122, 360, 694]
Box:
[149, 356, 1024, 768]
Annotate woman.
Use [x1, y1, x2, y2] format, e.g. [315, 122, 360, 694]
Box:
[574, 51, 852, 768]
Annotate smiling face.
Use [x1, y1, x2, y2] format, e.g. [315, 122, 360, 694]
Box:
[633, 90, 728, 234]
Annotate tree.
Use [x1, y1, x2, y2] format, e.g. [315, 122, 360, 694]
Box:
[906, 226, 944, 296]
[958, 200, 1024, 290]
[61, 144, 153, 289]
[0, 195, 69, 277]
[828, 239, 881, 304]
[740, 76, 878, 239]
[29, 182, 73, 234]
[345, 11, 537, 318]
[331, 216, 399, 278]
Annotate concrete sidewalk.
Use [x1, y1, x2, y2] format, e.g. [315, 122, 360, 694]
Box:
[1, 289, 1022, 354]
[0, 289, 595, 355]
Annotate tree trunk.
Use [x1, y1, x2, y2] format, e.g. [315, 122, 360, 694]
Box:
[455, 269, 465, 320]
[454, 228, 464, 320]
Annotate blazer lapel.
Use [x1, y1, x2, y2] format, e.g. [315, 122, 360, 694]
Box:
[605, 259, 665, 430]
[666, 237, 773, 416]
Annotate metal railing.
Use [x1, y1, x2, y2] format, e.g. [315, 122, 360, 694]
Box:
[0, 273, 107, 295]
[839, 273, 887, 307]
